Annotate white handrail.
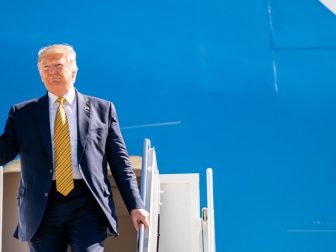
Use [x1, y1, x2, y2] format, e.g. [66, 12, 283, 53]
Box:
[206, 168, 216, 252]
[137, 138, 151, 252]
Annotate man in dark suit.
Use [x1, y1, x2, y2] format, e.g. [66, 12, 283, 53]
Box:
[0, 44, 149, 251]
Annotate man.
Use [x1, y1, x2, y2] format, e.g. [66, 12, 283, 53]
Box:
[0, 44, 149, 251]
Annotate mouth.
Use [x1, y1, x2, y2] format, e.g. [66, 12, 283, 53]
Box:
[49, 76, 60, 81]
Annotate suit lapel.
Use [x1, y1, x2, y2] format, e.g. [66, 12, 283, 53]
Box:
[76, 91, 91, 163]
[34, 93, 53, 162]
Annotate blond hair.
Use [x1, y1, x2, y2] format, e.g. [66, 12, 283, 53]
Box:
[37, 44, 78, 71]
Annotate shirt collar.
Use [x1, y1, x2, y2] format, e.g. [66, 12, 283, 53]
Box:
[48, 86, 76, 106]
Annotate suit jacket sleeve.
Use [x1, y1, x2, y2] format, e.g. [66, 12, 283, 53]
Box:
[0, 106, 19, 165]
[105, 102, 144, 212]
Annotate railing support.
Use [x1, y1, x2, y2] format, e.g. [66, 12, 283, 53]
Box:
[0, 166, 3, 251]
[206, 168, 216, 252]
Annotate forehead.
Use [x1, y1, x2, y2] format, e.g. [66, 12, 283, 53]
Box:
[39, 52, 68, 64]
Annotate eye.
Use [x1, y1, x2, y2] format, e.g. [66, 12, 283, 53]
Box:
[56, 64, 64, 69]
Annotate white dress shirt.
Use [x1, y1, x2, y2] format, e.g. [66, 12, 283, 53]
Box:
[48, 87, 82, 180]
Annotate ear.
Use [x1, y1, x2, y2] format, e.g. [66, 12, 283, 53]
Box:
[71, 69, 77, 82]
[37, 65, 43, 78]
[72, 69, 78, 80]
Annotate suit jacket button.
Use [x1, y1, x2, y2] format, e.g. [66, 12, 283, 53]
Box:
[49, 169, 53, 173]
[44, 192, 48, 197]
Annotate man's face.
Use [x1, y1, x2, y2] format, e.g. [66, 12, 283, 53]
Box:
[38, 52, 77, 97]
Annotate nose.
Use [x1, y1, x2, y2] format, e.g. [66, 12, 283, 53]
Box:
[48, 66, 58, 73]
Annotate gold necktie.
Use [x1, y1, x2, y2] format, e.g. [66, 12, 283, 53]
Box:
[54, 97, 74, 196]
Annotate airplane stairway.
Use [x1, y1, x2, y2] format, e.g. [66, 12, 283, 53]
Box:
[137, 139, 216, 252]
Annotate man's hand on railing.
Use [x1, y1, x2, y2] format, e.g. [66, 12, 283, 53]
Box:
[130, 208, 150, 231]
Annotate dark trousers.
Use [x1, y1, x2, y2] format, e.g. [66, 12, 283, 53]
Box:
[28, 180, 108, 252]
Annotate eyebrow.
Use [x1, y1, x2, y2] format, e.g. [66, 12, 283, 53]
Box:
[42, 62, 64, 65]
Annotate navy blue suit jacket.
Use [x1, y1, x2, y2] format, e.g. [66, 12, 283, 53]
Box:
[0, 90, 144, 241]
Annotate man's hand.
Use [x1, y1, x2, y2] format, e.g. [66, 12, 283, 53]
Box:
[130, 208, 149, 231]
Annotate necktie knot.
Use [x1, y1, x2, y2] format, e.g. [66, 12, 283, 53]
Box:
[57, 97, 66, 105]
